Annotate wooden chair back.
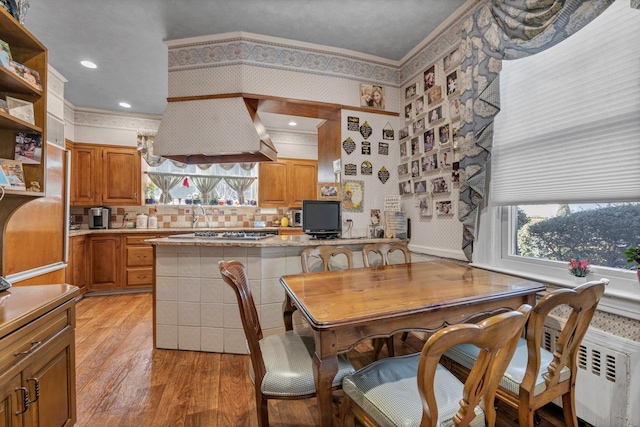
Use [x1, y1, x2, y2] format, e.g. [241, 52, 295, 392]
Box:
[301, 245, 353, 273]
[218, 260, 266, 385]
[418, 304, 532, 427]
[362, 242, 411, 267]
[516, 279, 607, 426]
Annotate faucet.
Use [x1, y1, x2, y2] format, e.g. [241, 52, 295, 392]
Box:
[192, 205, 208, 228]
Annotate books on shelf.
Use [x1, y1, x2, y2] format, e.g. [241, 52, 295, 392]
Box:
[0, 158, 26, 190]
[15, 132, 42, 164]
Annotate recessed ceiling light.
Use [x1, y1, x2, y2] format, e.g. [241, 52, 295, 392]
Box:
[119, 102, 131, 108]
[288, 121, 297, 126]
[80, 60, 97, 69]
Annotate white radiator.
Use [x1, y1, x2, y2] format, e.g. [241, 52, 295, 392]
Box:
[544, 316, 640, 427]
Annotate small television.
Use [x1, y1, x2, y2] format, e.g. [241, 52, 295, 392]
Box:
[302, 200, 342, 239]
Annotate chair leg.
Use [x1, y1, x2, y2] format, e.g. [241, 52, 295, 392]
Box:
[255, 390, 269, 427]
[385, 337, 395, 357]
[372, 338, 384, 360]
[401, 331, 409, 341]
[340, 394, 356, 427]
[518, 405, 536, 427]
[562, 389, 579, 427]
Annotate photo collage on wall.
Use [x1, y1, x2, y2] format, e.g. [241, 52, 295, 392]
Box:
[397, 43, 462, 217]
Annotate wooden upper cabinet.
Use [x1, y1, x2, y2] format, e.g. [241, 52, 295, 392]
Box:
[71, 143, 141, 206]
[71, 144, 99, 205]
[101, 147, 141, 205]
[258, 158, 317, 208]
[288, 159, 317, 206]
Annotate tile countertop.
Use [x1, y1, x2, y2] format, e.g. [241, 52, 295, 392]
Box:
[146, 234, 404, 248]
[68, 227, 289, 237]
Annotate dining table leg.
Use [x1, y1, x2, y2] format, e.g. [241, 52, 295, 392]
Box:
[282, 294, 296, 331]
[313, 350, 339, 427]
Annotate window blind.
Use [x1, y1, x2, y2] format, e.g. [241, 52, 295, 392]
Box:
[490, 0, 640, 206]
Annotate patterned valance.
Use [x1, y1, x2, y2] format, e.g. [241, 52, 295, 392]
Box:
[458, 0, 614, 260]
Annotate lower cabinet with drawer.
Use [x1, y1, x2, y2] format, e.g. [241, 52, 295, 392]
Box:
[125, 235, 156, 289]
[0, 285, 78, 427]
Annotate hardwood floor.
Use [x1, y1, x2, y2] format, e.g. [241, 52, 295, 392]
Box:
[75, 293, 569, 426]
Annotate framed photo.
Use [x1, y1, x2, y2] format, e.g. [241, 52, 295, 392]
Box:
[360, 84, 373, 107]
[446, 70, 459, 97]
[0, 38, 13, 70]
[399, 180, 412, 196]
[412, 117, 425, 134]
[411, 159, 420, 177]
[439, 124, 450, 146]
[423, 66, 435, 91]
[317, 182, 341, 200]
[0, 165, 9, 187]
[427, 85, 443, 106]
[423, 129, 435, 153]
[414, 96, 425, 116]
[452, 126, 461, 148]
[405, 83, 417, 100]
[449, 97, 461, 121]
[399, 140, 408, 158]
[414, 180, 427, 194]
[6, 96, 34, 124]
[428, 106, 443, 125]
[430, 175, 450, 194]
[399, 126, 409, 140]
[398, 162, 409, 176]
[15, 132, 42, 164]
[0, 159, 26, 189]
[419, 194, 432, 217]
[422, 153, 439, 173]
[404, 103, 413, 121]
[439, 147, 452, 169]
[342, 180, 364, 212]
[436, 200, 453, 216]
[411, 137, 420, 156]
[452, 162, 461, 185]
[444, 44, 463, 72]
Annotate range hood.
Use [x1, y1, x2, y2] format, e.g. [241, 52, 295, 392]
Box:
[153, 97, 277, 164]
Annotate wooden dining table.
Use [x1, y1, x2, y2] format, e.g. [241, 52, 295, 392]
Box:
[279, 260, 545, 427]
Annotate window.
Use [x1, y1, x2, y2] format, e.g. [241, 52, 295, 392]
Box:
[474, 1, 640, 318]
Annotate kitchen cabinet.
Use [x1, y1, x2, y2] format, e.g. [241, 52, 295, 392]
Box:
[66, 236, 88, 295]
[125, 234, 156, 289]
[0, 285, 78, 427]
[258, 158, 317, 208]
[70, 143, 141, 206]
[88, 235, 122, 291]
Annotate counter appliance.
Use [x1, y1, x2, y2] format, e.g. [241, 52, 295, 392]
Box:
[88, 206, 111, 229]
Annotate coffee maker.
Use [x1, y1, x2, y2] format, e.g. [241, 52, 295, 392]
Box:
[88, 207, 111, 229]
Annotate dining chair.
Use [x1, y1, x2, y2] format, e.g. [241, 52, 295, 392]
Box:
[443, 279, 608, 427]
[341, 304, 532, 427]
[219, 260, 355, 427]
[363, 242, 412, 359]
[301, 245, 354, 272]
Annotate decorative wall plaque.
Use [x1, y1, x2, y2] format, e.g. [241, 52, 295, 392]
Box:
[343, 180, 364, 213]
[382, 124, 394, 140]
[347, 116, 360, 131]
[361, 161, 372, 175]
[378, 167, 390, 184]
[361, 141, 371, 155]
[378, 142, 389, 155]
[342, 137, 356, 154]
[344, 163, 358, 175]
[359, 121, 372, 139]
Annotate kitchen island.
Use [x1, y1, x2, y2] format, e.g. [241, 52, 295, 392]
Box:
[147, 234, 403, 354]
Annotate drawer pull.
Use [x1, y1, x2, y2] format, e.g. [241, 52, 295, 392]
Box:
[14, 386, 30, 415]
[137, 275, 148, 279]
[14, 341, 42, 357]
[27, 378, 40, 404]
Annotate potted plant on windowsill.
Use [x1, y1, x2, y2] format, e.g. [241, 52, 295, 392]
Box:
[568, 258, 591, 284]
[625, 247, 640, 283]
[144, 182, 157, 205]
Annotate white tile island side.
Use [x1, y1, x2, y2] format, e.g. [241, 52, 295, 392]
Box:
[148, 235, 403, 354]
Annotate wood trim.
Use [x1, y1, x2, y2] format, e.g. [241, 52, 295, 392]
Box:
[165, 93, 399, 118]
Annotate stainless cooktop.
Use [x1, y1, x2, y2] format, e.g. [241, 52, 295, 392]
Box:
[168, 231, 273, 240]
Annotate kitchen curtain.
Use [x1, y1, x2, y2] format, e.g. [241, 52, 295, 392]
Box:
[224, 177, 256, 205]
[457, 0, 614, 260]
[147, 172, 183, 204]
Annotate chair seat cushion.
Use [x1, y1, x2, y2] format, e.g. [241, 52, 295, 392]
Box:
[445, 338, 571, 396]
[251, 328, 355, 397]
[342, 354, 484, 427]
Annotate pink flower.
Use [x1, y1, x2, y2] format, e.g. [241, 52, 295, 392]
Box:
[568, 258, 591, 277]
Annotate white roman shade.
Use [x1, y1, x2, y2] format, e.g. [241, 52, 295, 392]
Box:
[490, 0, 640, 206]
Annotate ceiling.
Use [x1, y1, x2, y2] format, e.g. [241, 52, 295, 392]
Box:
[25, 0, 468, 130]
